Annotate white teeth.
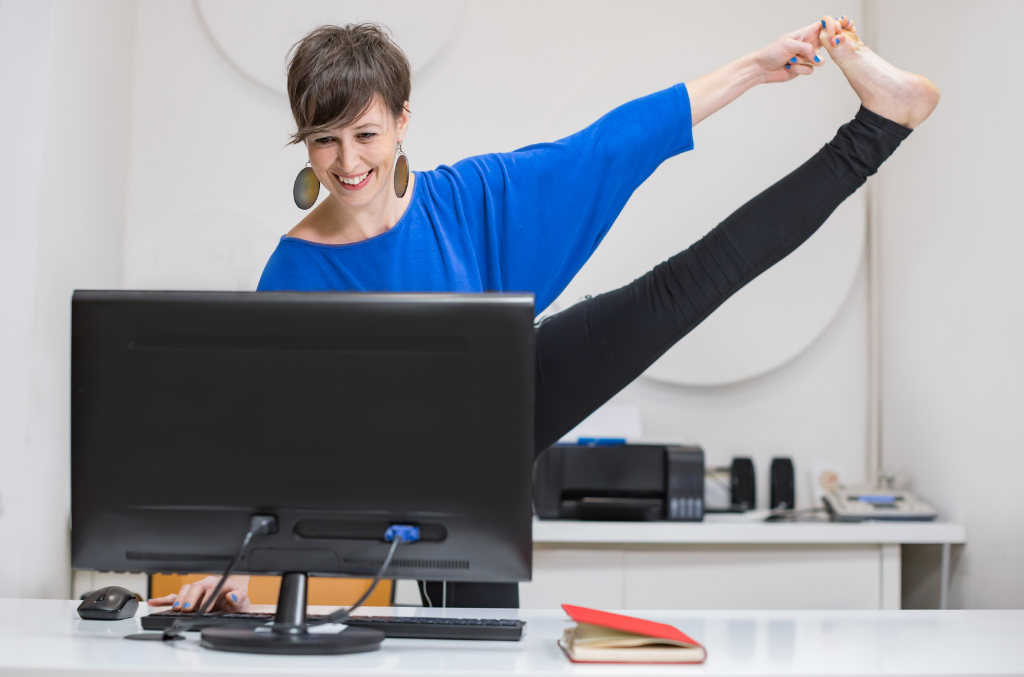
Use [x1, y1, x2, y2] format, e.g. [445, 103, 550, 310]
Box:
[338, 170, 369, 185]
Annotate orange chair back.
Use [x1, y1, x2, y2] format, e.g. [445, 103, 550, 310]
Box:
[150, 573, 393, 607]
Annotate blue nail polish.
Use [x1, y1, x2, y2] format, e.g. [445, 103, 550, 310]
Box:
[821, 19, 826, 29]
[785, 64, 790, 69]
[173, 602, 179, 608]
[790, 56, 797, 63]
[835, 38, 841, 45]
[231, 594, 237, 602]
[183, 602, 190, 609]
[814, 55, 820, 62]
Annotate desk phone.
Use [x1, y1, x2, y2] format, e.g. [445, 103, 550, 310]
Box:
[823, 488, 937, 521]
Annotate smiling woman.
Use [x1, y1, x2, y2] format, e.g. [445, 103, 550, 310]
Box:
[153, 18, 938, 614]
[284, 24, 414, 243]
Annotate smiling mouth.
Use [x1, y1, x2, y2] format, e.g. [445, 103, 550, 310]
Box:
[334, 169, 372, 190]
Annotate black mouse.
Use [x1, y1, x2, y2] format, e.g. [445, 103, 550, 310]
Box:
[78, 586, 139, 620]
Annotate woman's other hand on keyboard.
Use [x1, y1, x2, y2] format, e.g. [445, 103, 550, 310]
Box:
[146, 575, 250, 613]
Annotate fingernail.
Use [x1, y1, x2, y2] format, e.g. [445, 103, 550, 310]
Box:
[814, 55, 820, 62]
[790, 57, 797, 63]
[821, 19, 826, 29]
[835, 37, 841, 45]
[173, 602, 179, 608]
[183, 602, 190, 609]
[231, 594, 238, 602]
[785, 64, 790, 69]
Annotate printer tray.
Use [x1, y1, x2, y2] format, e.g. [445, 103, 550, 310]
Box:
[560, 497, 664, 521]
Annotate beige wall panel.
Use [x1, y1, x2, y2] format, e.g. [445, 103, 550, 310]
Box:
[520, 547, 625, 610]
[624, 545, 881, 610]
[874, 0, 1024, 609]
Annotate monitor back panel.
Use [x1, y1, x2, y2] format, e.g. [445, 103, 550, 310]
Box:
[71, 291, 535, 582]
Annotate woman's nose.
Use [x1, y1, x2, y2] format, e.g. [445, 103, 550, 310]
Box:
[339, 142, 362, 172]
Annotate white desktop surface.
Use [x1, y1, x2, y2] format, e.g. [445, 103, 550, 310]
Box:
[2, 600, 1022, 676]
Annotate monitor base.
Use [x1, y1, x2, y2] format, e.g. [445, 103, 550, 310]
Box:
[200, 571, 383, 656]
[200, 626, 383, 655]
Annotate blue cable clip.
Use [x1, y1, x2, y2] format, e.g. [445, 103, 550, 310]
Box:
[384, 525, 420, 543]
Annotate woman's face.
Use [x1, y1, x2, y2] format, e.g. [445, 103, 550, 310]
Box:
[305, 96, 410, 209]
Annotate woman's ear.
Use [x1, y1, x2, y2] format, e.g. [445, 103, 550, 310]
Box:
[397, 100, 411, 143]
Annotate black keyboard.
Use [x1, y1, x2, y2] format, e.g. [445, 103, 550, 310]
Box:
[141, 610, 525, 641]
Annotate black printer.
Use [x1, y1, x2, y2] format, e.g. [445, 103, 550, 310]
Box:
[534, 443, 705, 521]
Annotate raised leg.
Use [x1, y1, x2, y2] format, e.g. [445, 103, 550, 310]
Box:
[533, 109, 912, 451]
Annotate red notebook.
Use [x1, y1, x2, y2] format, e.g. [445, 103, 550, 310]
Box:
[558, 604, 707, 664]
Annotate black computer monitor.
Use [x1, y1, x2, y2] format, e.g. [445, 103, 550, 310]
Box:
[71, 290, 535, 591]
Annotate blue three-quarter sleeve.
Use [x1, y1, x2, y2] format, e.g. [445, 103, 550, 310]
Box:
[433, 83, 694, 310]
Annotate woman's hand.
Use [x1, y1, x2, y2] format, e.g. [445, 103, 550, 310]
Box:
[687, 21, 825, 126]
[146, 575, 251, 613]
[754, 21, 826, 83]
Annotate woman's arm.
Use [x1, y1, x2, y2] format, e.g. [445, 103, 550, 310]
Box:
[688, 21, 824, 126]
[442, 23, 827, 313]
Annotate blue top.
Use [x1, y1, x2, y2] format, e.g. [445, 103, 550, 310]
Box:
[258, 84, 693, 314]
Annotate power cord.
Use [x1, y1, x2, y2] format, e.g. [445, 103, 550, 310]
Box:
[419, 580, 433, 608]
[161, 515, 277, 640]
[764, 506, 830, 522]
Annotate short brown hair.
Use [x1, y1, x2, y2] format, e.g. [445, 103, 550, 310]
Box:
[286, 23, 411, 145]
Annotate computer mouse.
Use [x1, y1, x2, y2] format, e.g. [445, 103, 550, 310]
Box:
[77, 586, 139, 620]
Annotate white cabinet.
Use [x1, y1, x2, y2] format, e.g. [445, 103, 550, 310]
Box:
[521, 514, 964, 610]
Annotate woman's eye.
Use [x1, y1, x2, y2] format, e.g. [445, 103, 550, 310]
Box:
[357, 133, 376, 140]
[313, 137, 334, 146]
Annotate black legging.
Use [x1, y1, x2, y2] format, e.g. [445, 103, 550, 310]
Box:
[422, 106, 911, 609]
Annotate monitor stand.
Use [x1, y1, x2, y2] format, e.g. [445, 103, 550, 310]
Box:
[200, 572, 384, 655]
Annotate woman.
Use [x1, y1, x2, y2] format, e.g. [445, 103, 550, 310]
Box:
[151, 15, 939, 612]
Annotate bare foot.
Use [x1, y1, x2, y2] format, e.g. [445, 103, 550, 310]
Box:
[820, 15, 940, 129]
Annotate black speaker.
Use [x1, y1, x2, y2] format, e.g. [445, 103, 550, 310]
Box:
[730, 457, 755, 511]
[770, 457, 795, 511]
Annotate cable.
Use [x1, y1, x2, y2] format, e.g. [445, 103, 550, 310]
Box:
[320, 531, 406, 625]
[764, 507, 830, 522]
[162, 515, 277, 640]
[705, 469, 732, 494]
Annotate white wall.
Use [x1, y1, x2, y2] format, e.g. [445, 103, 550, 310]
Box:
[0, 0, 55, 598]
[0, 0, 137, 597]
[873, 0, 1024, 609]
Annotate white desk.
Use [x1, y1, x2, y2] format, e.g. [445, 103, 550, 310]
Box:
[524, 514, 965, 611]
[1, 599, 1021, 676]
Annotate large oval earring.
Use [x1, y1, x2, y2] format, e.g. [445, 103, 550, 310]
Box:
[293, 162, 320, 210]
[394, 142, 410, 199]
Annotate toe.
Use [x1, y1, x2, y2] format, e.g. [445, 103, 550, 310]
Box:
[823, 31, 846, 49]
[819, 15, 839, 38]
